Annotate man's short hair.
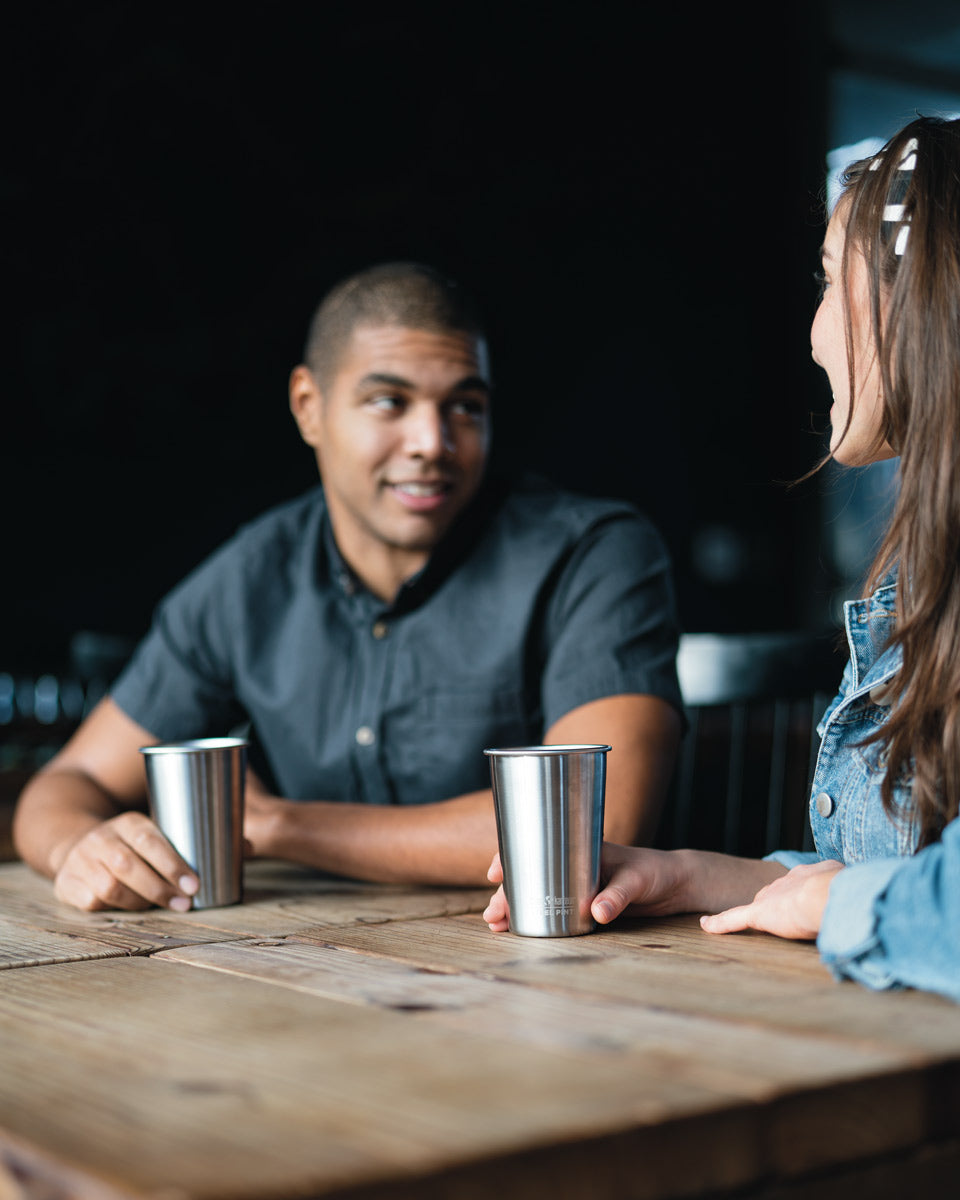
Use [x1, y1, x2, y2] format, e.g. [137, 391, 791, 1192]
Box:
[304, 262, 486, 389]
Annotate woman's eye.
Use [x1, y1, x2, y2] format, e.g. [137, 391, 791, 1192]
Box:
[813, 269, 831, 300]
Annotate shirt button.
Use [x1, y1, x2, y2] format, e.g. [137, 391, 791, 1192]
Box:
[815, 792, 835, 818]
[355, 725, 376, 746]
[372, 621, 388, 639]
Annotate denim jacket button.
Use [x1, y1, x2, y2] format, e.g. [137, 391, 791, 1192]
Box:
[815, 792, 835, 818]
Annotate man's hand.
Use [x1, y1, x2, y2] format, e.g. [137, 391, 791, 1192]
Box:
[700, 859, 844, 941]
[13, 698, 203, 912]
[53, 811, 200, 912]
[241, 774, 290, 859]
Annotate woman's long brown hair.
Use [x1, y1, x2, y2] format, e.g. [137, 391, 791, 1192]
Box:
[837, 116, 960, 847]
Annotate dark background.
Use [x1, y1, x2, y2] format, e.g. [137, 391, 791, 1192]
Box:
[3, 2, 833, 672]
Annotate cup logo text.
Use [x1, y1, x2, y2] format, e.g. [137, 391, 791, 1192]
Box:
[544, 895, 574, 917]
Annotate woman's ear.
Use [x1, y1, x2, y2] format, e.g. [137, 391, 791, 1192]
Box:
[289, 365, 325, 448]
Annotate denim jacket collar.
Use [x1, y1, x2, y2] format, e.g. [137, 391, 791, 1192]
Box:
[843, 578, 900, 695]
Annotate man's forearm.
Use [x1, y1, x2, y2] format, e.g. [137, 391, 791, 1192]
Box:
[246, 693, 682, 887]
[246, 787, 498, 886]
[14, 698, 159, 888]
[14, 769, 126, 878]
[546, 694, 681, 846]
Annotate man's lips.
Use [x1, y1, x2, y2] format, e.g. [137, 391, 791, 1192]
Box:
[386, 480, 455, 511]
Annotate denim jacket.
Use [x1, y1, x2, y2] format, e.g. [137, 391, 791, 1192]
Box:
[770, 578, 960, 1002]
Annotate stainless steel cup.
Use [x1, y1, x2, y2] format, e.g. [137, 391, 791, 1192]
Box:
[484, 744, 610, 937]
[140, 738, 247, 909]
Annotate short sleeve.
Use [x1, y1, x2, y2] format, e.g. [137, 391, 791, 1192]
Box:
[111, 543, 246, 741]
[539, 513, 682, 730]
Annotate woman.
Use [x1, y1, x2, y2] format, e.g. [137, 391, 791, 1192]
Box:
[485, 115, 960, 1002]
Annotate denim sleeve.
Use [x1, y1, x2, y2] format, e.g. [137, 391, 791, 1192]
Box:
[817, 816, 960, 1003]
[765, 850, 821, 870]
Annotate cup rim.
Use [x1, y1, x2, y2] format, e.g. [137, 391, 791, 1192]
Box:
[140, 738, 248, 755]
[483, 744, 611, 756]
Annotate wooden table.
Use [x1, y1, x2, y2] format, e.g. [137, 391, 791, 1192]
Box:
[1, 859, 959, 1200]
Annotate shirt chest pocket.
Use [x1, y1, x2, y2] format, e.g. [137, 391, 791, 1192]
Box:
[383, 682, 532, 804]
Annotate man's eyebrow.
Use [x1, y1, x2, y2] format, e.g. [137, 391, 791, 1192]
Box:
[355, 372, 491, 394]
[450, 375, 492, 394]
[356, 372, 414, 391]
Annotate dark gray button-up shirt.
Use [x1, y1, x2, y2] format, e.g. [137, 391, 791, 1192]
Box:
[112, 474, 682, 805]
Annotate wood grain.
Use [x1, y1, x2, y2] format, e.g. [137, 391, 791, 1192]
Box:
[320, 913, 960, 1052]
[0, 861, 490, 969]
[2, 863, 960, 1200]
[157, 938, 915, 1092]
[0, 956, 754, 1200]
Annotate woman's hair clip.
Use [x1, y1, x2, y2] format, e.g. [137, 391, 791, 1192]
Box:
[870, 137, 918, 256]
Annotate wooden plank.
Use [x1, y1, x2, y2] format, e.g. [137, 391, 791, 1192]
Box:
[4, 868, 960, 1199]
[317, 914, 960, 1058]
[185, 866, 491, 935]
[157, 939, 918, 1098]
[0, 956, 765, 1200]
[0, 864, 229, 965]
[0, 862, 490, 969]
[322, 910, 832, 981]
[0, 914, 133, 970]
[156, 936, 955, 1181]
[306, 910, 834, 984]
[0, 1124, 140, 1200]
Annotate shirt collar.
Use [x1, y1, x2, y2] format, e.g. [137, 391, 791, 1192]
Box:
[317, 472, 512, 614]
[320, 510, 363, 599]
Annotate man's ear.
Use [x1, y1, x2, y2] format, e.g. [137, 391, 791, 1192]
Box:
[289, 365, 324, 448]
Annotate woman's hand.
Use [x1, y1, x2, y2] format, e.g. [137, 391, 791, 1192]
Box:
[700, 859, 844, 940]
[482, 853, 510, 930]
[589, 842, 690, 923]
[482, 843, 690, 932]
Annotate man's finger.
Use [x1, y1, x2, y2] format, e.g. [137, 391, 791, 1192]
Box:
[109, 813, 199, 894]
[88, 849, 194, 911]
[56, 814, 201, 912]
[55, 864, 152, 912]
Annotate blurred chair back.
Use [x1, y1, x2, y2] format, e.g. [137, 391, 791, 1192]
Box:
[662, 632, 841, 858]
[0, 631, 136, 861]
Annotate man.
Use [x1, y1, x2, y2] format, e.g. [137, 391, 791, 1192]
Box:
[14, 262, 683, 911]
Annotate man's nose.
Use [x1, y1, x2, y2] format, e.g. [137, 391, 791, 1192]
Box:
[404, 405, 454, 457]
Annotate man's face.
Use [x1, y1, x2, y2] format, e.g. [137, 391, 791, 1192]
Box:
[290, 323, 491, 596]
